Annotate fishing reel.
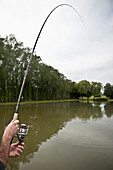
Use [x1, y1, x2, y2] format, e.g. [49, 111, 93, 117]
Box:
[17, 124, 29, 145]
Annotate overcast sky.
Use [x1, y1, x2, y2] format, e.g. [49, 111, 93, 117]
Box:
[0, 0, 113, 86]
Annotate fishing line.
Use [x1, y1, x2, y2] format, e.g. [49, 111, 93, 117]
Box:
[13, 3, 85, 120]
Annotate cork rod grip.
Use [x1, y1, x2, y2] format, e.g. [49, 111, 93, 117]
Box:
[13, 113, 18, 121]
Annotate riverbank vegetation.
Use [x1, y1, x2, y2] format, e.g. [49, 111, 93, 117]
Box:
[0, 34, 113, 102]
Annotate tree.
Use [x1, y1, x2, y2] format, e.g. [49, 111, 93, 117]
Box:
[104, 83, 113, 99]
[90, 82, 102, 97]
[77, 80, 91, 97]
[0, 34, 105, 102]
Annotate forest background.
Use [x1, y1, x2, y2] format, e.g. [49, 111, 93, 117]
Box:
[0, 34, 113, 102]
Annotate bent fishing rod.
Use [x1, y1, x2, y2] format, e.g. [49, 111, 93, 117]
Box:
[13, 3, 84, 121]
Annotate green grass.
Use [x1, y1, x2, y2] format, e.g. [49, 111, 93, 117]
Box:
[0, 98, 112, 106]
[0, 99, 79, 106]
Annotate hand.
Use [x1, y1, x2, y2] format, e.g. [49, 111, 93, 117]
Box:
[3, 120, 19, 141]
[0, 120, 20, 167]
[9, 142, 24, 157]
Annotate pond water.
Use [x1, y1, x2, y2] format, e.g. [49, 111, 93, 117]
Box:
[0, 101, 113, 170]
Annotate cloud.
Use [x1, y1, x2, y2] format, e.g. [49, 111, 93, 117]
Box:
[0, 0, 113, 85]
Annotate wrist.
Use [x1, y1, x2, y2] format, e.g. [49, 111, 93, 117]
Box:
[0, 142, 10, 167]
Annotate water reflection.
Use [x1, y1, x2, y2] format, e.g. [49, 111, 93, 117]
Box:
[104, 102, 113, 117]
[0, 102, 113, 169]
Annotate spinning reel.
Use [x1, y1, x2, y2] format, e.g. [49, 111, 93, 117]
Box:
[16, 124, 29, 145]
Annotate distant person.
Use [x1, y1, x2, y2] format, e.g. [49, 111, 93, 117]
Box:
[0, 119, 24, 170]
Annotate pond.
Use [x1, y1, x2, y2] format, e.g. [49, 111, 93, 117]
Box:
[0, 101, 113, 170]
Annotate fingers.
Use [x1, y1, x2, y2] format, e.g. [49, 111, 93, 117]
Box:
[10, 142, 24, 157]
[14, 120, 19, 124]
[14, 149, 23, 157]
[12, 120, 19, 134]
[11, 141, 19, 147]
[11, 120, 19, 124]
[8, 120, 19, 137]
[18, 145, 24, 151]
[15, 145, 24, 157]
[11, 142, 24, 148]
[15, 142, 24, 149]
[18, 142, 24, 147]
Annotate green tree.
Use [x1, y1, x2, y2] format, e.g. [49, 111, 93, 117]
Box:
[77, 80, 91, 97]
[91, 82, 102, 97]
[104, 83, 113, 99]
[0, 34, 105, 102]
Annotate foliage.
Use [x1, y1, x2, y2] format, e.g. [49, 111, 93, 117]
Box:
[0, 34, 112, 102]
[77, 80, 90, 97]
[0, 34, 74, 102]
[104, 83, 113, 99]
[90, 82, 102, 97]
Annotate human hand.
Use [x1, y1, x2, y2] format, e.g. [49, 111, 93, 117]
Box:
[3, 120, 19, 141]
[0, 120, 20, 167]
[9, 142, 24, 157]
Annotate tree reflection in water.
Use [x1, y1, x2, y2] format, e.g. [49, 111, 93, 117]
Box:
[0, 101, 113, 170]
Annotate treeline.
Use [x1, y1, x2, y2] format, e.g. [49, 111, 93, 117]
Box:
[0, 34, 113, 102]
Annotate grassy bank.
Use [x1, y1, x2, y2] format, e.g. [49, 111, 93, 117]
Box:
[0, 98, 113, 106]
[0, 99, 79, 106]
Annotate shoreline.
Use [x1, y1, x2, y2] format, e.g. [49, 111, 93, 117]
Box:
[0, 99, 113, 106]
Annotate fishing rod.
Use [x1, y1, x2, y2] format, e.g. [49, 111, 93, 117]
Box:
[12, 3, 84, 142]
[13, 3, 84, 121]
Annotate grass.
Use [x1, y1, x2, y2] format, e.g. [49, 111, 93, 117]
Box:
[0, 98, 112, 106]
[0, 99, 79, 106]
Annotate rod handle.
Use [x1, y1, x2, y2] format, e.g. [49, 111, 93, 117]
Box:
[10, 113, 18, 145]
[13, 113, 18, 121]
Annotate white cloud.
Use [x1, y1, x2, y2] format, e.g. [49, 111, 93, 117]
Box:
[0, 0, 113, 85]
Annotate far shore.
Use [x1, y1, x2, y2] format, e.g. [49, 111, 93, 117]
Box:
[0, 98, 113, 106]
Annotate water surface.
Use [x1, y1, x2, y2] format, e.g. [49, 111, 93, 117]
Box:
[0, 101, 113, 170]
